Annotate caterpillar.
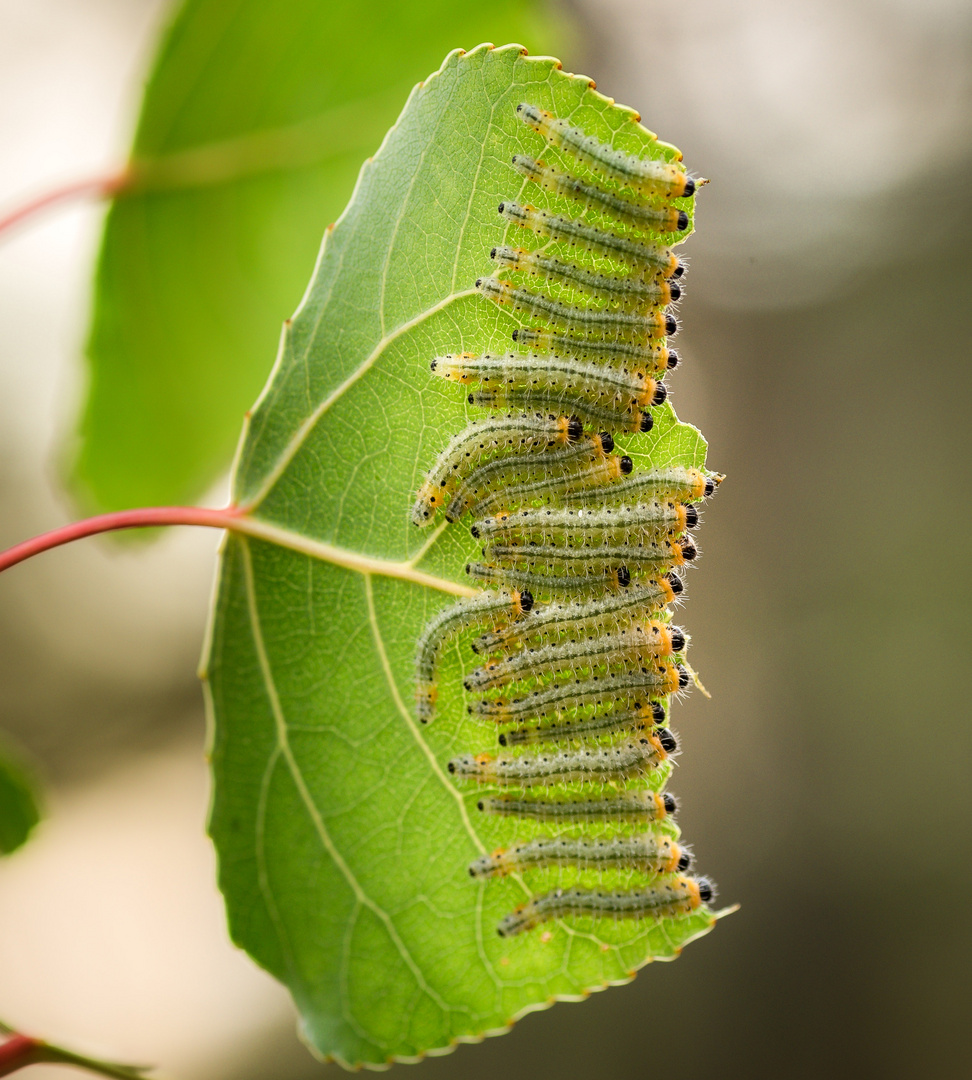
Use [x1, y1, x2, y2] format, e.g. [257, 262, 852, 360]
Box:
[432, 352, 667, 409]
[414, 589, 533, 723]
[468, 830, 689, 879]
[498, 700, 666, 748]
[510, 155, 689, 234]
[512, 327, 678, 375]
[490, 245, 679, 308]
[411, 413, 583, 526]
[443, 435, 631, 524]
[516, 103, 697, 200]
[472, 577, 681, 655]
[467, 663, 688, 723]
[462, 621, 685, 692]
[481, 535, 698, 576]
[497, 877, 714, 938]
[498, 201, 682, 278]
[475, 276, 678, 338]
[564, 466, 723, 506]
[447, 730, 675, 786]
[467, 389, 653, 435]
[408, 100, 720, 941]
[471, 501, 698, 544]
[477, 789, 677, 823]
[466, 560, 636, 597]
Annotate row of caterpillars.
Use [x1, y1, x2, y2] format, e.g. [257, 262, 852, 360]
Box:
[411, 102, 721, 938]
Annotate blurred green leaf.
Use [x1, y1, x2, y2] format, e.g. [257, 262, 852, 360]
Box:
[74, 0, 564, 514]
[204, 45, 715, 1067]
[0, 738, 41, 855]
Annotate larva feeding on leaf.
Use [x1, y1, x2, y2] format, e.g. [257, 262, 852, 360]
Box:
[408, 97, 720, 940]
[498, 201, 683, 278]
[468, 830, 689, 879]
[516, 102, 698, 200]
[510, 155, 689, 235]
[497, 877, 714, 938]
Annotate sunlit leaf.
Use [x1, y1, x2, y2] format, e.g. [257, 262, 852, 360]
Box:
[204, 45, 717, 1067]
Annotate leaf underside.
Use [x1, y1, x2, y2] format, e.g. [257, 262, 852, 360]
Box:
[204, 45, 716, 1068]
[73, 0, 558, 514]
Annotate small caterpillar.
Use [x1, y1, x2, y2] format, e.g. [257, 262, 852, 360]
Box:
[468, 830, 689, 879]
[512, 327, 678, 375]
[510, 155, 689, 234]
[516, 103, 697, 200]
[444, 435, 630, 523]
[411, 413, 583, 526]
[467, 389, 653, 435]
[499, 201, 682, 278]
[447, 730, 675, 786]
[432, 353, 666, 422]
[467, 663, 687, 723]
[477, 789, 677, 823]
[496, 876, 714, 937]
[471, 501, 698, 545]
[466, 560, 635, 597]
[463, 621, 685, 692]
[482, 535, 698, 576]
[498, 700, 666, 747]
[476, 277, 677, 339]
[414, 589, 533, 723]
[565, 466, 723, 506]
[488, 246, 679, 309]
[472, 577, 681, 655]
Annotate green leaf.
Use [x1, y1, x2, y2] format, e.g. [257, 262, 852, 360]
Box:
[73, 0, 563, 514]
[0, 737, 41, 855]
[204, 45, 717, 1068]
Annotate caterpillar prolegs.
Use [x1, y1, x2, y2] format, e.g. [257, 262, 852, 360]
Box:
[410, 102, 721, 940]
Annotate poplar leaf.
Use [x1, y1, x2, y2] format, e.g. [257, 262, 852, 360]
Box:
[203, 45, 715, 1068]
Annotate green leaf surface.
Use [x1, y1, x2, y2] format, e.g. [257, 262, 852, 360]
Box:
[0, 738, 41, 855]
[75, 0, 562, 513]
[204, 45, 716, 1068]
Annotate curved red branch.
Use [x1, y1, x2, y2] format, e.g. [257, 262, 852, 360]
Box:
[0, 506, 241, 574]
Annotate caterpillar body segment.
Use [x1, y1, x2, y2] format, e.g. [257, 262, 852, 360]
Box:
[472, 577, 680, 655]
[516, 103, 697, 200]
[499, 201, 682, 278]
[447, 731, 674, 787]
[489, 246, 679, 310]
[512, 327, 677, 376]
[414, 589, 533, 723]
[498, 700, 666, 748]
[411, 413, 583, 526]
[510, 155, 689, 234]
[466, 560, 637, 598]
[496, 876, 714, 937]
[477, 788, 677, 824]
[445, 435, 631, 523]
[471, 501, 698, 546]
[469, 830, 688, 879]
[467, 663, 687, 723]
[463, 620, 686, 692]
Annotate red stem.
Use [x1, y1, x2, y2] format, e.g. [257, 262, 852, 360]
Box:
[0, 171, 129, 239]
[0, 1035, 42, 1075]
[0, 506, 241, 574]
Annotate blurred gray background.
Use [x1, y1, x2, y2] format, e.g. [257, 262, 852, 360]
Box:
[1, 0, 970, 1076]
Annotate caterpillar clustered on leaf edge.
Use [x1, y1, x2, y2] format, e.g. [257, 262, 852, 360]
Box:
[409, 101, 721, 938]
